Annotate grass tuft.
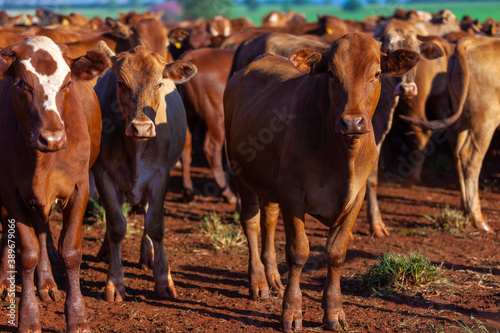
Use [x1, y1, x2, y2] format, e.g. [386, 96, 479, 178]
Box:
[449, 315, 493, 333]
[88, 198, 132, 223]
[201, 209, 245, 250]
[357, 252, 445, 290]
[424, 205, 472, 233]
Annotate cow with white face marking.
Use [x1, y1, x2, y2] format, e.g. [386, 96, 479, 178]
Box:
[0, 36, 110, 332]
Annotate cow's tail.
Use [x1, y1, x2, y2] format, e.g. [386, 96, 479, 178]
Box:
[400, 39, 470, 131]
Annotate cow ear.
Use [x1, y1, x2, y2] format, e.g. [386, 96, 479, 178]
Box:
[163, 60, 197, 83]
[289, 49, 327, 74]
[71, 49, 111, 81]
[381, 49, 419, 76]
[0, 47, 16, 79]
[105, 17, 117, 29]
[0, 56, 12, 80]
[419, 42, 444, 60]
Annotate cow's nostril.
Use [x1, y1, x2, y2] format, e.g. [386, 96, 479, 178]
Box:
[38, 135, 48, 147]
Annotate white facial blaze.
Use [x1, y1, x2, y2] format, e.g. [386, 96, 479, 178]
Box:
[20, 36, 71, 122]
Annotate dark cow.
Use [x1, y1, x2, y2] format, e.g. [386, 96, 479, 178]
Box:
[0, 36, 109, 332]
[402, 36, 500, 232]
[93, 42, 196, 301]
[224, 33, 419, 331]
[177, 48, 237, 204]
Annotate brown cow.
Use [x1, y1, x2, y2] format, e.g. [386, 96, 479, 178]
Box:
[402, 36, 500, 232]
[0, 36, 109, 332]
[224, 33, 419, 331]
[177, 48, 237, 204]
[93, 42, 196, 301]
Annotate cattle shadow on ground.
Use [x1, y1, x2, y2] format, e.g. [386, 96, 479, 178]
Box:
[139, 297, 284, 330]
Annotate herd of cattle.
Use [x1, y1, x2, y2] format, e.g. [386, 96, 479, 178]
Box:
[0, 6, 498, 333]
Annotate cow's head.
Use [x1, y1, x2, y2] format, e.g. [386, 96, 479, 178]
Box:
[289, 33, 419, 136]
[98, 42, 196, 140]
[380, 28, 444, 97]
[0, 36, 110, 152]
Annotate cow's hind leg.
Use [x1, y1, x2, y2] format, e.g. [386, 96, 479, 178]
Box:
[322, 190, 364, 331]
[281, 203, 309, 333]
[146, 178, 177, 298]
[60, 183, 90, 333]
[235, 177, 269, 299]
[36, 222, 61, 302]
[259, 200, 284, 296]
[181, 128, 195, 203]
[204, 122, 236, 205]
[456, 126, 495, 232]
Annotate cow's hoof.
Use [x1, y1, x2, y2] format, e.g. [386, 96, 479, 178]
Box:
[281, 310, 302, 332]
[250, 266, 270, 299]
[266, 272, 284, 297]
[182, 189, 195, 203]
[222, 188, 237, 205]
[67, 319, 91, 333]
[323, 310, 348, 331]
[104, 280, 125, 302]
[18, 321, 42, 333]
[370, 223, 390, 238]
[38, 285, 61, 302]
[475, 220, 491, 232]
[155, 282, 177, 298]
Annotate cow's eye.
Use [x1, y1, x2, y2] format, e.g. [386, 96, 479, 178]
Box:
[15, 79, 28, 90]
[375, 71, 381, 78]
[327, 70, 334, 78]
[154, 82, 164, 91]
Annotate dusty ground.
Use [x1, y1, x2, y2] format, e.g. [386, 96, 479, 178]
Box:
[1, 156, 499, 332]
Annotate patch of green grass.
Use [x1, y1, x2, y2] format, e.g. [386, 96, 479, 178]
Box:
[88, 198, 132, 223]
[429, 323, 446, 333]
[450, 315, 492, 333]
[201, 209, 245, 250]
[357, 251, 445, 291]
[424, 205, 472, 234]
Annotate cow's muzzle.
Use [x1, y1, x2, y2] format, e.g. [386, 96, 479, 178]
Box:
[36, 129, 67, 152]
[394, 82, 418, 97]
[337, 114, 371, 135]
[127, 120, 156, 139]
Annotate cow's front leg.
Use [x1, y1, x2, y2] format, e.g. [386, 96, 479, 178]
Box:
[36, 223, 61, 302]
[96, 173, 127, 302]
[60, 184, 90, 332]
[16, 219, 42, 332]
[322, 190, 364, 331]
[260, 200, 284, 296]
[146, 180, 176, 298]
[281, 206, 309, 333]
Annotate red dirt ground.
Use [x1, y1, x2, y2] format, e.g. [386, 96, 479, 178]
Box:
[1, 162, 499, 333]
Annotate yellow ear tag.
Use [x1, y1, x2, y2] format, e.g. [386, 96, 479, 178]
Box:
[62, 18, 69, 25]
[491, 25, 496, 36]
[326, 27, 333, 35]
[175, 42, 182, 49]
[92, 23, 98, 30]
[25, 18, 32, 25]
